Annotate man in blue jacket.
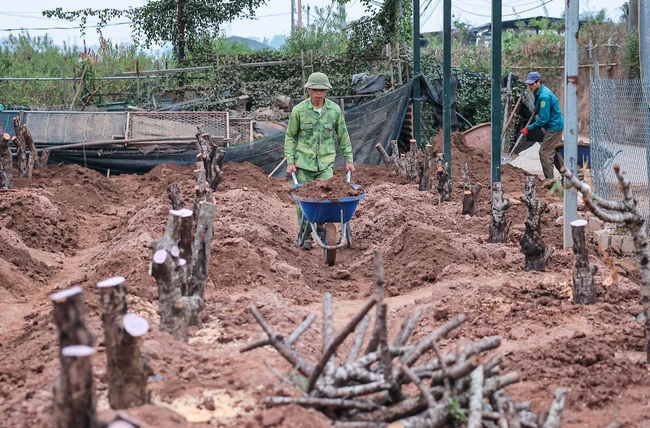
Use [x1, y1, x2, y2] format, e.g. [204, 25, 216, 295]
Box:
[521, 71, 565, 182]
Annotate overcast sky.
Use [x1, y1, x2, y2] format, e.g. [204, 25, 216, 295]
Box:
[0, 0, 629, 48]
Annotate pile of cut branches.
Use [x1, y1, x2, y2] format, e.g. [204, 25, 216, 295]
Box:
[241, 252, 568, 427]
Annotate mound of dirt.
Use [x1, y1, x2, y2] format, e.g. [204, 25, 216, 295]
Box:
[292, 173, 364, 199]
[431, 131, 532, 197]
[0, 191, 78, 253]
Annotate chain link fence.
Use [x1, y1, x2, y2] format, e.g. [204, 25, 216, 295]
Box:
[590, 77, 650, 218]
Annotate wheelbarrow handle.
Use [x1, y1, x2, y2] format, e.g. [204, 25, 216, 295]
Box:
[291, 172, 299, 185]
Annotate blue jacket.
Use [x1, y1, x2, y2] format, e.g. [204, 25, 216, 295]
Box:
[527, 84, 564, 132]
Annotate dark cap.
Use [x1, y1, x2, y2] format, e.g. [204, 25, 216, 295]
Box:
[524, 71, 542, 84]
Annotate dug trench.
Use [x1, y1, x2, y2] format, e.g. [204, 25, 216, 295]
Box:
[0, 138, 649, 427]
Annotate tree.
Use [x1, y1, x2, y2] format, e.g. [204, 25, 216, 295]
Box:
[620, 2, 630, 23]
[43, 0, 269, 61]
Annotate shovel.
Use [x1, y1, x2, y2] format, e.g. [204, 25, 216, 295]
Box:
[501, 113, 536, 165]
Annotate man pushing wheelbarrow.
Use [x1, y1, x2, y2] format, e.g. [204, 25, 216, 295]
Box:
[284, 71, 356, 251]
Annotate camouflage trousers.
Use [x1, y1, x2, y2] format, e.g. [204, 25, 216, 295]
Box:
[295, 166, 333, 240]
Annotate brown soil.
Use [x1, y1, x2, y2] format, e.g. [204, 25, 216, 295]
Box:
[291, 170, 364, 199]
[1, 142, 649, 427]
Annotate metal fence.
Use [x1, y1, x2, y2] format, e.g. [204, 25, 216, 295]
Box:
[126, 111, 229, 140]
[0, 111, 127, 145]
[590, 77, 650, 218]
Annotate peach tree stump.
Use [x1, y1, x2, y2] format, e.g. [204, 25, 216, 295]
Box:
[0, 132, 12, 189]
[97, 276, 151, 409]
[488, 182, 511, 243]
[571, 219, 597, 304]
[53, 345, 99, 428]
[520, 176, 553, 271]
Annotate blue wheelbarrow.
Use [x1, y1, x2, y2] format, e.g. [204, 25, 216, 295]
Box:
[291, 171, 367, 266]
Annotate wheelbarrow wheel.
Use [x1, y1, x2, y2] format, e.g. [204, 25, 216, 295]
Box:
[324, 223, 337, 266]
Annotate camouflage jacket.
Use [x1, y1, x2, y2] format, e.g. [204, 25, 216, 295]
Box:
[284, 98, 353, 171]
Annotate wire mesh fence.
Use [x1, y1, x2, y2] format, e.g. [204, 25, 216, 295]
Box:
[228, 118, 254, 146]
[590, 77, 650, 218]
[0, 111, 127, 145]
[127, 111, 229, 140]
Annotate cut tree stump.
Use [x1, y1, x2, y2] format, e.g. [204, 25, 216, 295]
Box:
[390, 140, 407, 177]
[22, 124, 37, 178]
[53, 345, 99, 428]
[461, 163, 482, 217]
[38, 148, 51, 170]
[151, 249, 203, 341]
[436, 154, 452, 203]
[97, 276, 150, 409]
[375, 143, 393, 167]
[50, 286, 94, 350]
[404, 139, 420, 183]
[564, 163, 650, 361]
[571, 219, 597, 304]
[488, 182, 511, 244]
[11, 112, 28, 177]
[150, 203, 217, 341]
[520, 176, 553, 271]
[418, 144, 434, 192]
[0, 132, 12, 189]
[167, 183, 185, 210]
[188, 202, 217, 299]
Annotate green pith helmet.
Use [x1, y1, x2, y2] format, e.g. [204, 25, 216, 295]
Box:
[304, 72, 332, 90]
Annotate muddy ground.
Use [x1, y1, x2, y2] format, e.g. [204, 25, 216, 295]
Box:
[1, 137, 649, 427]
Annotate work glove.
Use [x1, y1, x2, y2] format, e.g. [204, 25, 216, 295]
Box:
[521, 127, 529, 136]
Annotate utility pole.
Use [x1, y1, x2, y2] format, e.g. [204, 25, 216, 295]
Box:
[443, 0, 452, 177]
[491, 0, 502, 186]
[307, 4, 310, 27]
[630, 0, 639, 31]
[340, 3, 346, 30]
[641, 0, 650, 82]
[413, 0, 421, 148]
[563, 0, 579, 248]
[291, 0, 295, 33]
[297, 0, 303, 29]
[177, 0, 185, 62]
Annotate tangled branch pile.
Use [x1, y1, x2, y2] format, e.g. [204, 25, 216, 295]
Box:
[241, 253, 568, 427]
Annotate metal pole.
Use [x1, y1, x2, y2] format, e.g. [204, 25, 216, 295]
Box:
[563, 0, 579, 248]
[413, 0, 421, 148]
[297, 0, 303, 28]
[640, 0, 650, 81]
[630, 0, 639, 31]
[61, 61, 67, 108]
[291, 0, 295, 33]
[639, 0, 650, 224]
[491, 0, 502, 185]
[443, 0, 452, 176]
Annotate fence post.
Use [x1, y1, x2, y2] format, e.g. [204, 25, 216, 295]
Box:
[62, 60, 67, 108]
[563, 0, 579, 248]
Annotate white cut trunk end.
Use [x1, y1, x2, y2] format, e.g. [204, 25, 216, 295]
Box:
[153, 249, 168, 264]
[61, 345, 96, 357]
[50, 286, 83, 302]
[170, 208, 193, 218]
[97, 276, 126, 288]
[122, 313, 150, 337]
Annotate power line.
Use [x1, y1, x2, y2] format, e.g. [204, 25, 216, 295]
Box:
[451, 0, 556, 18]
[2, 22, 133, 32]
[422, 0, 442, 27]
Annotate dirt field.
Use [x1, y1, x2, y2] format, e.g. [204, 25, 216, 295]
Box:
[1, 138, 649, 427]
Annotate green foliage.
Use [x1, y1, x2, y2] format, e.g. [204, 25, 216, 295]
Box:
[212, 37, 255, 55]
[623, 31, 640, 78]
[281, 5, 348, 57]
[449, 397, 468, 422]
[0, 32, 170, 108]
[43, 0, 269, 59]
[620, 2, 629, 23]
